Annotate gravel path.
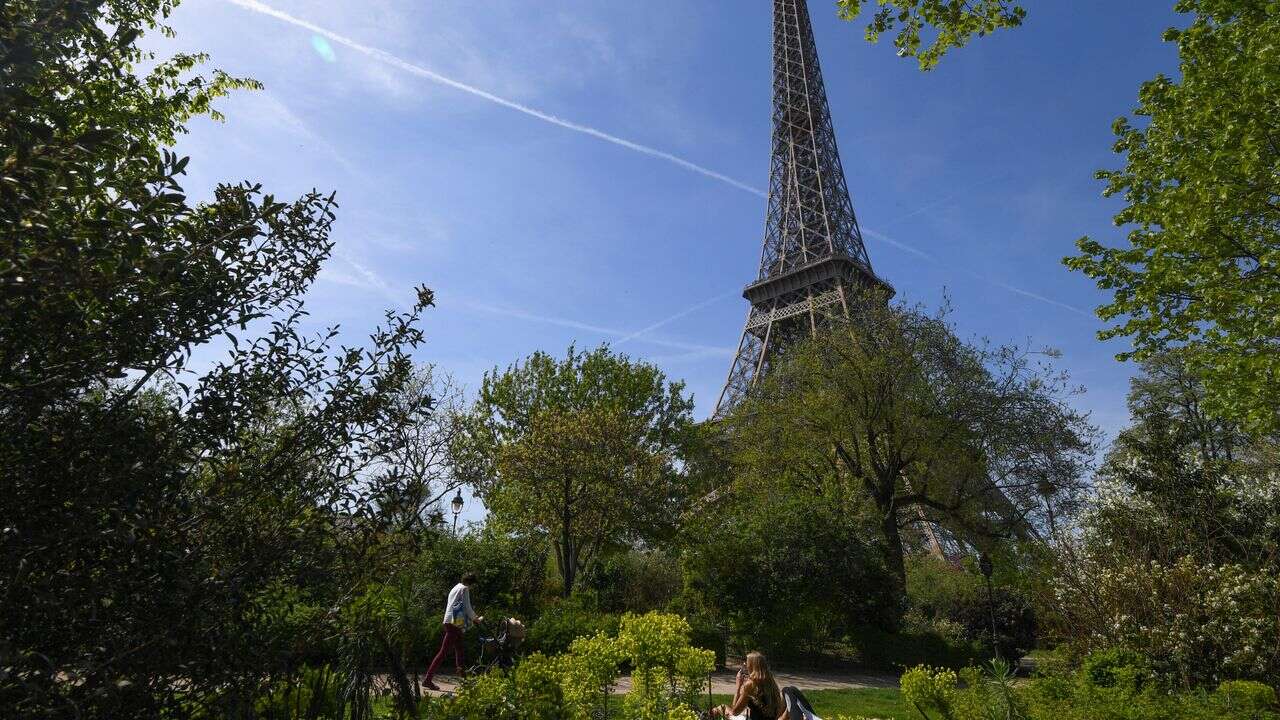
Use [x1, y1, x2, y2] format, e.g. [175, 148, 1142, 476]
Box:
[420, 668, 897, 697]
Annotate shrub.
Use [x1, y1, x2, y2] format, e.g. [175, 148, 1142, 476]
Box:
[525, 596, 619, 656]
[685, 614, 728, 668]
[681, 485, 899, 656]
[906, 554, 1037, 661]
[580, 550, 682, 614]
[444, 611, 713, 720]
[1081, 647, 1153, 691]
[849, 625, 986, 672]
[899, 660, 1280, 720]
[1217, 680, 1278, 713]
[253, 666, 345, 720]
[1052, 551, 1280, 687]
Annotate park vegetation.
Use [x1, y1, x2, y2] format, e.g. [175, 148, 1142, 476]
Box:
[3, 0, 1279, 719]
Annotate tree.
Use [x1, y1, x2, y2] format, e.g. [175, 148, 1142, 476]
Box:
[1, 2, 436, 716]
[1075, 352, 1276, 570]
[1046, 352, 1280, 687]
[454, 346, 697, 597]
[374, 365, 467, 534]
[836, 0, 1025, 70]
[1065, 0, 1280, 436]
[682, 481, 899, 653]
[722, 301, 1097, 596]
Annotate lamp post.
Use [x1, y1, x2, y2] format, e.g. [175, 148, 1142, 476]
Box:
[451, 490, 464, 535]
[979, 552, 999, 661]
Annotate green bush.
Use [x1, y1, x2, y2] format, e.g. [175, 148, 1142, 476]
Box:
[683, 489, 898, 657]
[580, 550, 682, 614]
[685, 614, 728, 668]
[443, 611, 713, 720]
[253, 666, 345, 720]
[898, 659, 1280, 720]
[1217, 680, 1278, 713]
[849, 625, 986, 672]
[525, 596, 619, 656]
[1081, 647, 1153, 691]
[906, 555, 1037, 661]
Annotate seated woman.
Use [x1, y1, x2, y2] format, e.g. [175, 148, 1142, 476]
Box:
[710, 651, 787, 720]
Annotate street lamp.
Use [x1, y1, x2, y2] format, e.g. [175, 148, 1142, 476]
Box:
[450, 490, 464, 534]
[979, 552, 1000, 661]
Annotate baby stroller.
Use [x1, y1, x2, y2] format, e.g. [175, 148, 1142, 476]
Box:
[470, 617, 526, 675]
[781, 686, 822, 720]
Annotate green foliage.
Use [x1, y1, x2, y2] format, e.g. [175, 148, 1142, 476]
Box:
[722, 302, 1096, 594]
[414, 529, 550, 625]
[580, 549, 682, 615]
[1053, 554, 1280, 688]
[898, 659, 1280, 720]
[443, 611, 714, 720]
[1065, 0, 1280, 435]
[905, 555, 1037, 662]
[1216, 680, 1278, 714]
[525, 597, 620, 656]
[1045, 354, 1280, 689]
[852, 626, 986, 673]
[253, 666, 346, 720]
[836, 0, 1025, 70]
[1, 1, 437, 716]
[900, 665, 961, 717]
[455, 345, 698, 596]
[682, 479, 899, 655]
[1081, 648, 1153, 691]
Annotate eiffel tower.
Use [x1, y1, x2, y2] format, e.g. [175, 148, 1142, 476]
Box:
[714, 0, 893, 416]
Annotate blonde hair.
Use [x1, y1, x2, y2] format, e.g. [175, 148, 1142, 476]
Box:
[745, 651, 782, 715]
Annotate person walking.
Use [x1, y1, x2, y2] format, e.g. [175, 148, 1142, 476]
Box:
[423, 572, 482, 692]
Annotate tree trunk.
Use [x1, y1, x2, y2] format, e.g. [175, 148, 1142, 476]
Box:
[561, 475, 575, 597]
[878, 501, 908, 610]
[561, 542, 575, 598]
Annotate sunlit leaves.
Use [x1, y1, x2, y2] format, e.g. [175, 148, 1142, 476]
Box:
[454, 346, 697, 597]
[1065, 0, 1280, 435]
[836, 0, 1026, 70]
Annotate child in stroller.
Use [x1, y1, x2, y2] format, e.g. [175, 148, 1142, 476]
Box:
[469, 617, 526, 674]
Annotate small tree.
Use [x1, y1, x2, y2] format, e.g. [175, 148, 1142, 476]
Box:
[374, 365, 467, 534]
[453, 346, 697, 596]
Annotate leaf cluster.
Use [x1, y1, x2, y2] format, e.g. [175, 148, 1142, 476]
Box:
[1065, 0, 1280, 435]
[837, 0, 1026, 70]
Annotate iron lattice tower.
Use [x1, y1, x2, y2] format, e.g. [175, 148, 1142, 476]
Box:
[714, 0, 893, 416]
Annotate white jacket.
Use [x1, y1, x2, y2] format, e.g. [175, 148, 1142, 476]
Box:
[442, 582, 478, 629]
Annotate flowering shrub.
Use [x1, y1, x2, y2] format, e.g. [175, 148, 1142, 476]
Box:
[1052, 539, 1280, 686]
[900, 665, 959, 716]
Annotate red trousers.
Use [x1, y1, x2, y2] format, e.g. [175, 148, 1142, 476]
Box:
[426, 623, 464, 680]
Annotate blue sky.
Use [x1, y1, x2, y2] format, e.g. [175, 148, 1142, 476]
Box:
[159, 0, 1182, 454]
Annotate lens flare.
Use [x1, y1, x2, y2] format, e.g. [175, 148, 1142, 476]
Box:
[310, 34, 336, 63]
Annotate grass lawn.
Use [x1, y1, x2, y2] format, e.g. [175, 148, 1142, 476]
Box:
[711, 688, 914, 719]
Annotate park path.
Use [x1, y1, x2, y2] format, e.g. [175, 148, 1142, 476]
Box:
[420, 668, 897, 697]
[616, 668, 897, 694]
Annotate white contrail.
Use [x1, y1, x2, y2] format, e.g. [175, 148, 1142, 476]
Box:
[861, 227, 1092, 317]
[224, 0, 766, 198]
[980, 278, 1094, 318]
[614, 290, 737, 346]
[230, 0, 1090, 322]
[463, 301, 734, 355]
